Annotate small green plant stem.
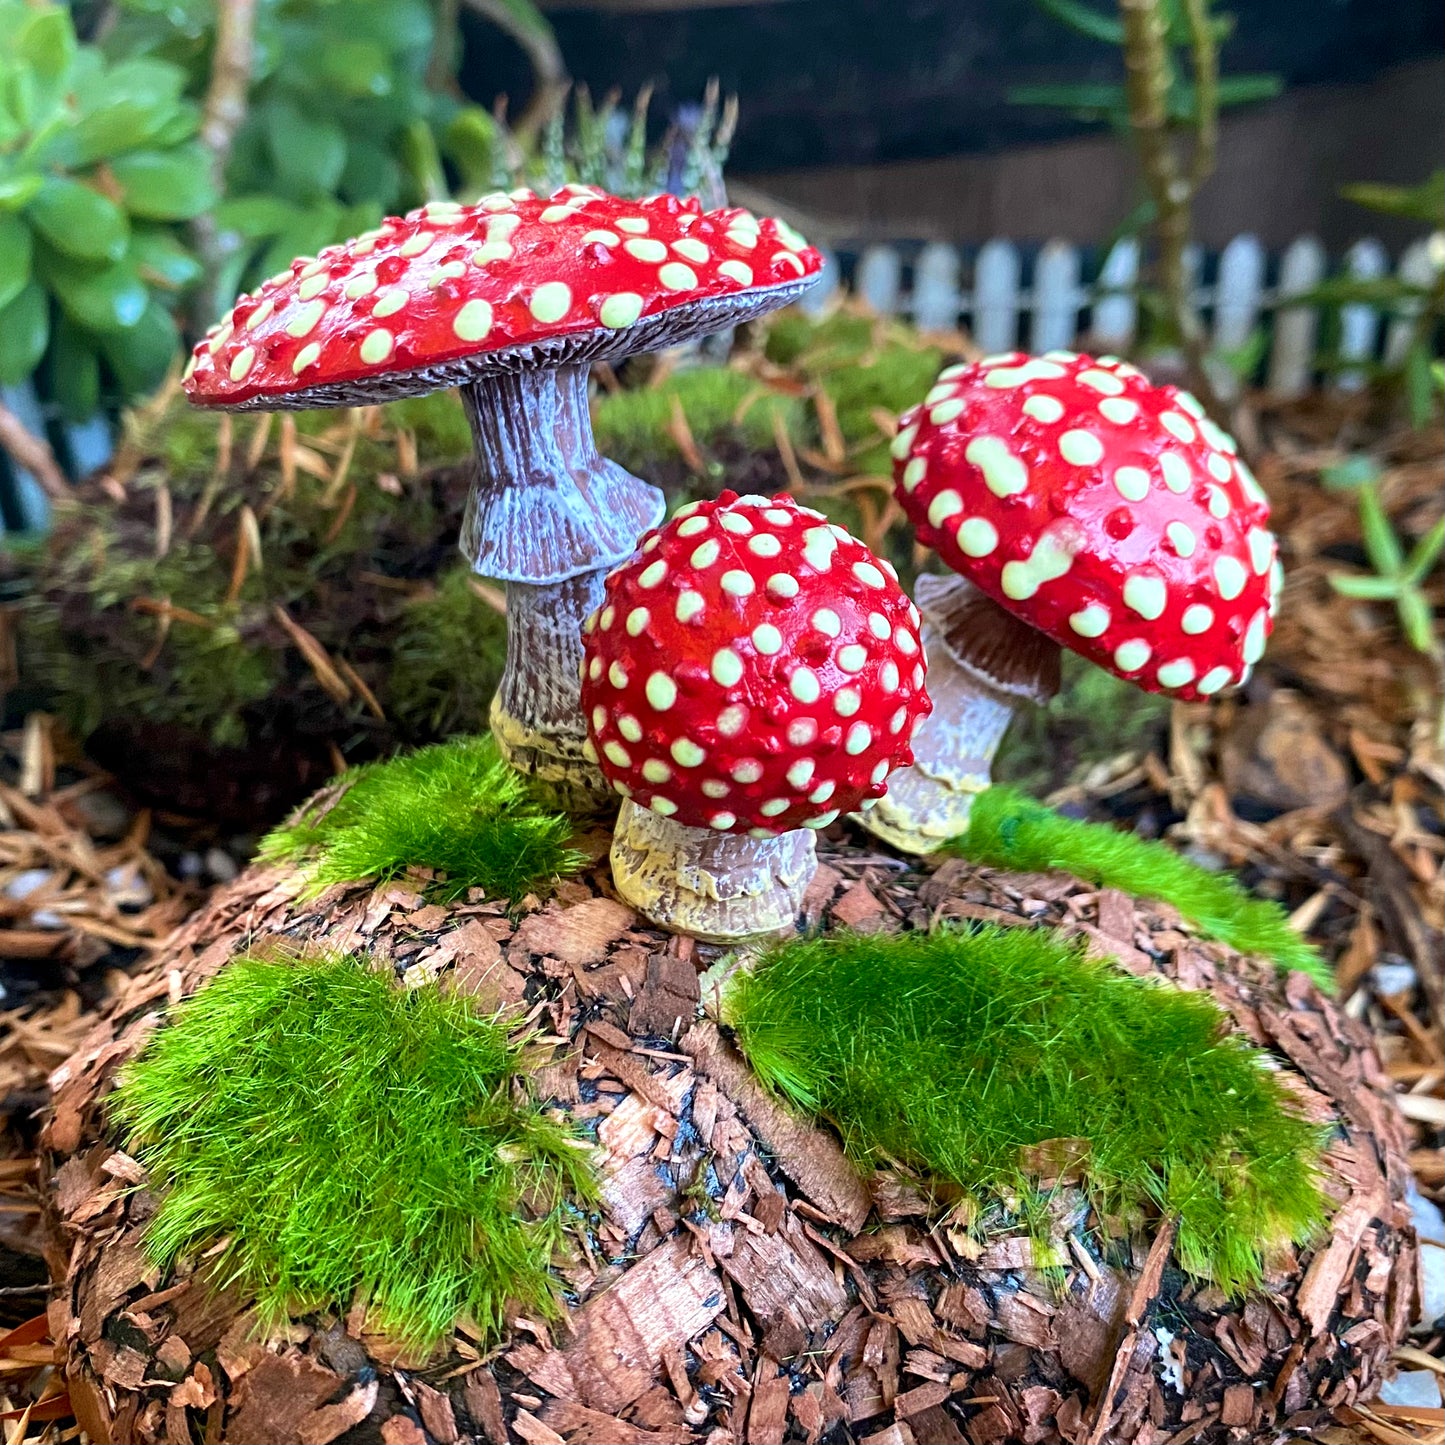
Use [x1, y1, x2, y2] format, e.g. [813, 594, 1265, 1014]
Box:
[1117, 0, 1225, 418]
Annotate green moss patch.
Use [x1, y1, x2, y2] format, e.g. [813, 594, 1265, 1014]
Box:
[723, 926, 1328, 1294]
[259, 735, 583, 901]
[114, 954, 597, 1347]
[950, 788, 1333, 989]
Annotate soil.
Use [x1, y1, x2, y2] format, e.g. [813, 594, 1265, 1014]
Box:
[38, 838, 1418, 1445]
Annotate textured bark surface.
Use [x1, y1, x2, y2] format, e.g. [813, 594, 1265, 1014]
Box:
[40, 846, 1418, 1445]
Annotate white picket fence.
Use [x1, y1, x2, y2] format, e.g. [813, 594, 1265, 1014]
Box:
[799, 233, 1439, 397]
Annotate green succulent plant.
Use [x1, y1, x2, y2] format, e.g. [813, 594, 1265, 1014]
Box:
[0, 1, 216, 416]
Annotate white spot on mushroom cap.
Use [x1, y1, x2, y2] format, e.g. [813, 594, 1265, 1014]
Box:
[929, 398, 965, 425]
[471, 241, 513, 265]
[291, 342, 320, 374]
[641, 759, 671, 784]
[625, 607, 650, 636]
[646, 673, 676, 711]
[717, 705, 747, 737]
[1099, 397, 1139, 425]
[1214, 555, 1247, 600]
[721, 570, 755, 597]
[957, 517, 998, 557]
[675, 590, 704, 623]
[1207, 452, 1233, 482]
[297, 271, 329, 300]
[787, 758, 815, 789]
[708, 812, 736, 830]
[603, 740, 632, 768]
[1156, 659, 1195, 689]
[1124, 573, 1167, 620]
[599, 606, 615, 631]
[659, 261, 698, 291]
[845, 722, 873, 755]
[599, 293, 643, 329]
[1114, 466, 1149, 502]
[804, 810, 840, 830]
[581, 229, 619, 247]
[286, 299, 325, 337]
[731, 759, 763, 784]
[373, 287, 407, 319]
[1182, 603, 1214, 634]
[985, 359, 1066, 388]
[928, 490, 963, 528]
[1000, 525, 1078, 601]
[1079, 368, 1125, 395]
[838, 644, 868, 673]
[360, 329, 394, 364]
[868, 613, 891, 639]
[1243, 609, 1268, 664]
[638, 559, 668, 588]
[1069, 604, 1110, 638]
[767, 573, 799, 599]
[677, 516, 709, 538]
[879, 660, 900, 692]
[702, 778, 730, 799]
[1207, 486, 1231, 518]
[853, 561, 887, 588]
[1113, 640, 1151, 673]
[690, 540, 720, 569]
[650, 796, 678, 816]
[453, 299, 493, 342]
[616, 216, 650, 234]
[1166, 522, 1197, 558]
[1059, 429, 1105, 467]
[811, 608, 841, 637]
[748, 533, 781, 558]
[1248, 528, 1274, 574]
[1161, 411, 1196, 444]
[618, 715, 643, 742]
[671, 738, 706, 768]
[750, 622, 783, 655]
[529, 282, 572, 323]
[1159, 451, 1192, 494]
[718, 259, 753, 286]
[965, 435, 1027, 497]
[925, 382, 956, 407]
[1197, 665, 1233, 695]
[891, 422, 920, 460]
[1022, 394, 1065, 424]
[809, 779, 836, 804]
[719, 512, 752, 535]
[607, 661, 628, 689]
[901, 457, 928, 493]
[711, 649, 743, 687]
[245, 299, 274, 331]
[229, 346, 256, 382]
[787, 717, 817, 746]
[790, 667, 821, 704]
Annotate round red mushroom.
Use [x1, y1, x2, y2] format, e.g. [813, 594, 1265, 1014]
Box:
[182, 187, 824, 810]
[863, 350, 1281, 854]
[580, 490, 931, 939]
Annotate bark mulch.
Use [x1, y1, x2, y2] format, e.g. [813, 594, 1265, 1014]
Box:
[35, 838, 1419, 1445]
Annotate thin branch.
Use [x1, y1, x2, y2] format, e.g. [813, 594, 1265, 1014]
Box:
[1181, 0, 1218, 188]
[191, 0, 258, 330]
[0, 399, 71, 500]
[460, 0, 568, 146]
[1117, 0, 1224, 415]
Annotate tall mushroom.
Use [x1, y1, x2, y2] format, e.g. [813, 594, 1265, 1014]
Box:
[580, 490, 931, 940]
[183, 187, 823, 808]
[863, 350, 1281, 855]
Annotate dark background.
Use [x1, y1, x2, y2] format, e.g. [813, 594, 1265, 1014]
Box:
[461, 0, 1444, 173]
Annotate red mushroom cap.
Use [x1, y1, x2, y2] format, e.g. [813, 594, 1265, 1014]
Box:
[183, 187, 823, 410]
[580, 491, 932, 836]
[894, 351, 1281, 701]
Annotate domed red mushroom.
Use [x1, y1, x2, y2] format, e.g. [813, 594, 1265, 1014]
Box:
[864, 350, 1281, 854]
[580, 490, 931, 940]
[184, 187, 823, 808]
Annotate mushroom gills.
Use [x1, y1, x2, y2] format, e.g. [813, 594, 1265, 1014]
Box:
[859, 574, 1060, 855]
[611, 799, 817, 943]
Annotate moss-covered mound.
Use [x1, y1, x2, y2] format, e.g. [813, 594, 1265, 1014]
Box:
[258, 735, 584, 902]
[724, 925, 1327, 1294]
[952, 786, 1332, 985]
[41, 841, 1414, 1445]
[115, 953, 597, 1347]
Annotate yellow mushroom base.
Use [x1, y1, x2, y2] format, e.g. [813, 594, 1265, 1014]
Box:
[610, 799, 817, 943]
[490, 697, 616, 816]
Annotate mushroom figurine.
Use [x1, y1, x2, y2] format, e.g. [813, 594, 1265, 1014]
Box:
[862, 350, 1282, 855]
[183, 187, 824, 808]
[580, 491, 931, 940]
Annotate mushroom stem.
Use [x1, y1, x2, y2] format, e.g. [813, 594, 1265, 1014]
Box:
[610, 799, 817, 942]
[858, 575, 1060, 855]
[458, 365, 665, 807]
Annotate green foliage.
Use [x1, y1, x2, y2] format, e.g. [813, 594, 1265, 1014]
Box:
[1324, 457, 1445, 660]
[1011, 0, 1280, 128]
[259, 734, 584, 901]
[388, 566, 510, 738]
[113, 953, 598, 1346]
[1311, 175, 1445, 427]
[723, 926, 1328, 1294]
[949, 787, 1334, 988]
[0, 1, 213, 410]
